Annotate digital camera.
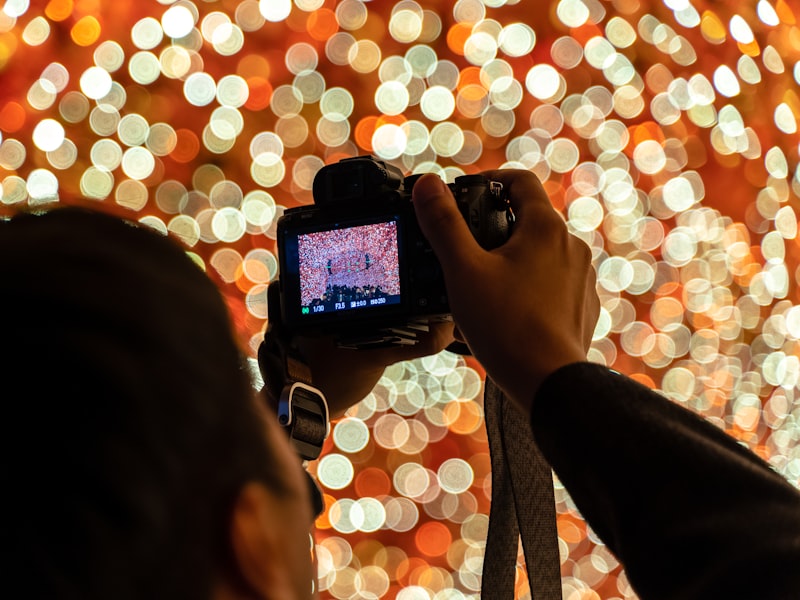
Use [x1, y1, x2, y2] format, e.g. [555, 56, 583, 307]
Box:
[276, 156, 514, 349]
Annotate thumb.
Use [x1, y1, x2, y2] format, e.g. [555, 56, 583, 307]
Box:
[412, 174, 482, 273]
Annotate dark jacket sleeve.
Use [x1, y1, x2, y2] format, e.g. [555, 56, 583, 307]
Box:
[530, 362, 800, 600]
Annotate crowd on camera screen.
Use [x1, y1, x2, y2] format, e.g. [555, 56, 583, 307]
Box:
[298, 221, 401, 306]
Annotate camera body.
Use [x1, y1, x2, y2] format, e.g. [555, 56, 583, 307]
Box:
[276, 156, 513, 348]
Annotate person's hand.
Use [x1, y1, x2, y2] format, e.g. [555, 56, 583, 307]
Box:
[295, 322, 454, 418]
[261, 281, 455, 419]
[412, 170, 600, 416]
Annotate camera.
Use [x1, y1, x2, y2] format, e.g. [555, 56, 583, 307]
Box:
[276, 156, 514, 349]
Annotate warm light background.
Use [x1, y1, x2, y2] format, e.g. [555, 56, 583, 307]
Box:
[2, 1, 799, 598]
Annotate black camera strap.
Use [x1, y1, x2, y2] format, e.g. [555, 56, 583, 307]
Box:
[259, 283, 330, 462]
[482, 378, 562, 599]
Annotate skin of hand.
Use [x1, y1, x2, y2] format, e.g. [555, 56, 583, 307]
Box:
[411, 169, 600, 417]
[296, 321, 455, 418]
[263, 281, 455, 419]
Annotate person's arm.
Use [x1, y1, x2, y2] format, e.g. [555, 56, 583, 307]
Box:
[411, 169, 800, 599]
[534, 361, 800, 600]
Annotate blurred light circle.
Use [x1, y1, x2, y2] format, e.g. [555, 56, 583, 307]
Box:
[32, 118, 64, 152]
[98, 82, 126, 110]
[405, 44, 437, 78]
[243, 248, 277, 283]
[270, 84, 304, 117]
[438, 458, 474, 494]
[375, 80, 410, 116]
[464, 31, 497, 66]
[128, 51, 161, 85]
[356, 498, 387, 533]
[116, 179, 149, 211]
[525, 64, 562, 101]
[203, 124, 236, 153]
[200, 11, 230, 43]
[242, 190, 277, 228]
[160, 45, 193, 79]
[235, 0, 265, 31]
[557, 0, 590, 27]
[26, 168, 58, 202]
[348, 39, 381, 73]
[393, 462, 430, 499]
[286, 41, 319, 74]
[420, 85, 455, 121]
[209, 180, 243, 209]
[401, 120, 430, 155]
[214, 25, 247, 58]
[80, 66, 113, 100]
[250, 158, 285, 187]
[216, 74, 249, 107]
[259, 0, 291, 22]
[90, 139, 123, 170]
[545, 138, 580, 173]
[354, 564, 391, 596]
[378, 56, 413, 85]
[390, 4, 424, 43]
[121, 146, 155, 180]
[27, 78, 58, 110]
[430, 122, 463, 157]
[318, 453, 355, 490]
[633, 139, 666, 174]
[22, 15, 49, 45]
[162, 4, 195, 38]
[499, 22, 535, 57]
[210, 106, 244, 140]
[316, 117, 350, 147]
[292, 154, 323, 191]
[59, 91, 90, 123]
[0, 139, 26, 170]
[80, 166, 115, 199]
[132, 16, 163, 49]
[332, 418, 370, 454]
[94, 40, 125, 72]
[453, 129, 483, 164]
[41, 62, 69, 92]
[184, 72, 217, 106]
[329, 499, 361, 534]
[293, 71, 325, 103]
[372, 123, 407, 160]
[325, 32, 356, 66]
[320, 87, 354, 121]
[551, 35, 584, 69]
[1, 175, 28, 205]
[47, 139, 78, 170]
[568, 196, 604, 232]
[276, 115, 309, 148]
[210, 206, 247, 242]
[250, 131, 284, 161]
[118, 113, 150, 147]
[4, 0, 29, 18]
[146, 122, 178, 156]
[662, 175, 697, 212]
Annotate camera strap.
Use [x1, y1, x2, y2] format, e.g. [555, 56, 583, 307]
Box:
[481, 378, 562, 599]
[259, 283, 330, 461]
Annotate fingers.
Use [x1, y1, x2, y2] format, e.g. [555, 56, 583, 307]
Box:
[412, 174, 483, 274]
[481, 168, 555, 228]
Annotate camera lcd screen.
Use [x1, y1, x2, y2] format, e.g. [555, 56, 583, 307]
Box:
[293, 218, 402, 318]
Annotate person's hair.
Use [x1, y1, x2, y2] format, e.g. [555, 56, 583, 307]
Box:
[1, 206, 282, 599]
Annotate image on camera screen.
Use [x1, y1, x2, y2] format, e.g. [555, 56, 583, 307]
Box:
[297, 220, 401, 316]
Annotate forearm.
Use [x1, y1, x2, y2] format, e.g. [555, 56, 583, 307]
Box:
[531, 362, 800, 599]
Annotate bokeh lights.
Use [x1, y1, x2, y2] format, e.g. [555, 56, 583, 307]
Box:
[2, 0, 799, 598]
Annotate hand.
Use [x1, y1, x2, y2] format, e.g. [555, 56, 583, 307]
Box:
[295, 321, 454, 418]
[261, 281, 455, 419]
[412, 170, 600, 416]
